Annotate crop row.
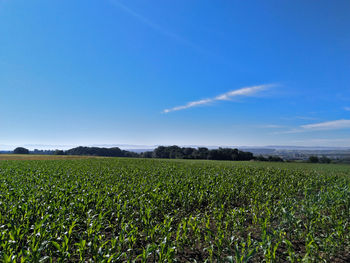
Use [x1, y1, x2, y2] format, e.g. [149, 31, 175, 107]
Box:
[0, 159, 349, 262]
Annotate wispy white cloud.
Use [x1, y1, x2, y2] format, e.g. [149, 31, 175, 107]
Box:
[163, 84, 274, 113]
[276, 119, 350, 134]
[109, 0, 203, 52]
[345, 107, 350, 111]
[301, 119, 350, 130]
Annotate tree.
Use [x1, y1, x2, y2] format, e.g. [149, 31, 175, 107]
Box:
[54, 150, 65, 155]
[65, 146, 137, 157]
[152, 146, 169, 158]
[308, 156, 319, 163]
[194, 147, 209, 159]
[141, 151, 153, 158]
[319, 156, 331, 163]
[256, 155, 267, 161]
[13, 147, 29, 154]
[182, 147, 195, 159]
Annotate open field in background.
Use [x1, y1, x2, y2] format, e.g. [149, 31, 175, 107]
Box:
[0, 158, 349, 262]
[0, 154, 106, 160]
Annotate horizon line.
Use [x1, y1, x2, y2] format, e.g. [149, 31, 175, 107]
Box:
[1, 143, 350, 151]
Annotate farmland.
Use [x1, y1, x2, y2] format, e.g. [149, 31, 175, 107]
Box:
[0, 158, 349, 262]
[0, 154, 105, 161]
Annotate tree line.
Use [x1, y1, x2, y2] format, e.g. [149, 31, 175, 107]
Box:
[308, 155, 331, 163]
[142, 146, 255, 161]
[12, 146, 286, 162]
[65, 146, 139, 158]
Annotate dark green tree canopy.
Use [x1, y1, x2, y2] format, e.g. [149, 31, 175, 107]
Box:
[65, 146, 138, 158]
[151, 146, 255, 161]
[54, 150, 65, 155]
[319, 156, 331, 163]
[309, 156, 319, 163]
[13, 147, 29, 154]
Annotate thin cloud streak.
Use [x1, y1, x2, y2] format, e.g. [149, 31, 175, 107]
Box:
[109, 0, 204, 52]
[275, 119, 350, 134]
[163, 84, 273, 113]
[301, 119, 350, 130]
[345, 107, 350, 111]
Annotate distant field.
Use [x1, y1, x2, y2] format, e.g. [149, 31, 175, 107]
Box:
[0, 154, 105, 160]
[0, 158, 349, 262]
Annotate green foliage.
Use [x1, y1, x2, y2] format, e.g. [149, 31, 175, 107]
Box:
[0, 159, 349, 262]
[53, 150, 65, 155]
[309, 156, 319, 163]
[319, 155, 331, 163]
[13, 147, 29, 154]
[65, 146, 138, 157]
[151, 146, 255, 161]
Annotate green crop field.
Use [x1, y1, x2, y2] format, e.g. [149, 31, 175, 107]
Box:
[0, 158, 349, 262]
[0, 154, 105, 161]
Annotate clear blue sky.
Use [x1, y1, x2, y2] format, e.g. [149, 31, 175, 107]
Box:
[1, 0, 350, 149]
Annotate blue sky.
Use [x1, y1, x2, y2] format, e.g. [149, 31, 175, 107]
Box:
[1, 0, 350, 149]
